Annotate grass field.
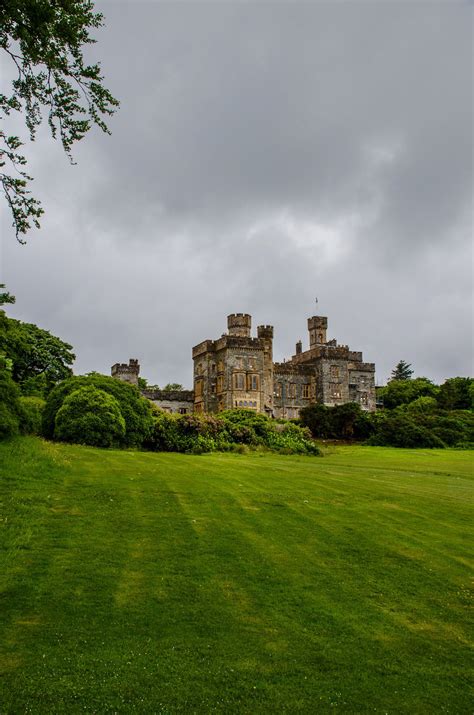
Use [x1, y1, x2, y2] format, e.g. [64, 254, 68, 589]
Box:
[0, 437, 472, 713]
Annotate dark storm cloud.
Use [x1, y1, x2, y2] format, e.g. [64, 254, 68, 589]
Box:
[1, 0, 472, 386]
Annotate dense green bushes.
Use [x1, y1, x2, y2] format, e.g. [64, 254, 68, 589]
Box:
[43, 373, 154, 447]
[54, 386, 126, 447]
[19, 396, 46, 435]
[299, 403, 374, 441]
[0, 373, 46, 438]
[146, 408, 320, 455]
[0, 372, 22, 439]
[300, 400, 473, 449]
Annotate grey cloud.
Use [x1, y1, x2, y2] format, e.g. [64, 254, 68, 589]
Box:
[1, 0, 472, 386]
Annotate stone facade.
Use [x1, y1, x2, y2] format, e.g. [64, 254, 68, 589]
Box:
[112, 312, 376, 417]
[192, 313, 376, 416]
[141, 388, 194, 415]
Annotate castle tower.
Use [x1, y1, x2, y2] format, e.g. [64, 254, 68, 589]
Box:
[308, 316, 328, 347]
[257, 325, 274, 415]
[111, 359, 140, 387]
[227, 313, 252, 338]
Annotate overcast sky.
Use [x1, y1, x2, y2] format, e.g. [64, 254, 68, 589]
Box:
[1, 0, 472, 387]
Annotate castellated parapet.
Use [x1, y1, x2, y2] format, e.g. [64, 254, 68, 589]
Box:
[257, 325, 274, 339]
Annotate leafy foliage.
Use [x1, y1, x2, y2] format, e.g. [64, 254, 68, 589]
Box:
[162, 383, 184, 391]
[0, 314, 75, 394]
[146, 408, 320, 455]
[377, 378, 438, 409]
[299, 403, 373, 441]
[43, 373, 154, 447]
[436, 377, 473, 411]
[54, 386, 125, 447]
[366, 413, 445, 448]
[0, 370, 21, 439]
[18, 395, 45, 434]
[1, 0, 119, 240]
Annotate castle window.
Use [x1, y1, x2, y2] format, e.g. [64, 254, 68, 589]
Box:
[332, 390, 341, 399]
[318, 332, 323, 343]
[330, 365, 339, 379]
[248, 357, 257, 370]
[179, 408, 188, 414]
[195, 379, 203, 397]
[218, 361, 224, 373]
[302, 384, 310, 398]
[196, 362, 203, 376]
[360, 392, 368, 405]
[235, 357, 244, 370]
[248, 374, 259, 391]
[234, 373, 245, 390]
[217, 376, 224, 393]
[211, 363, 216, 374]
[211, 383, 216, 394]
[288, 383, 296, 398]
[274, 383, 282, 398]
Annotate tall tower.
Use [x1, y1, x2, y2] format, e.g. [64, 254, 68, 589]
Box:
[257, 324, 274, 415]
[111, 359, 140, 387]
[308, 316, 328, 347]
[227, 313, 252, 337]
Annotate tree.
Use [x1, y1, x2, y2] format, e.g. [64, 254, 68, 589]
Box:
[1, 0, 119, 241]
[0, 284, 15, 305]
[0, 315, 75, 393]
[378, 377, 438, 409]
[390, 360, 414, 381]
[437, 377, 473, 411]
[163, 383, 184, 391]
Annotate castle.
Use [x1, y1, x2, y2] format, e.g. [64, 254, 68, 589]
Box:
[112, 312, 376, 416]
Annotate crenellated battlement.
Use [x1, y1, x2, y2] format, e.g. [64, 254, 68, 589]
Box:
[111, 359, 140, 386]
[257, 325, 274, 339]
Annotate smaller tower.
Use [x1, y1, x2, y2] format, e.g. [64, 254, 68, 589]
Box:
[111, 359, 140, 387]
[296, 340, 302, 355]
[228, 313, 252, 338]
[308, 316, 328, 347]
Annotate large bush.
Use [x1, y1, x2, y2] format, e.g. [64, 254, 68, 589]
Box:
[367, 413, 445, 448]
[299, 402, 373, 441]
[146, 408, 320, 455]
[54, 386, 126, 447]
[43, 373, 153, 447]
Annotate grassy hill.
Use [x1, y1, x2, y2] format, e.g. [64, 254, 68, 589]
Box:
[0, 438, 472, 713]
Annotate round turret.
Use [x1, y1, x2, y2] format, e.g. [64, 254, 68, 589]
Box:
[227, 313, 252, 337]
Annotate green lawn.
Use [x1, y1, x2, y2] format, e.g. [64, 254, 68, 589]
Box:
[0, 438, 472, 713]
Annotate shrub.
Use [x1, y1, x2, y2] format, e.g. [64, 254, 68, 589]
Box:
[43, 373, 153, 447]
[54, 386, 126, 447]
[146, 408, 320, 455]
[367, 413, 445, 448]
[299, 404, 331, 439]
[19, 396, 45, 434]
[300, 402, 374, 441]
